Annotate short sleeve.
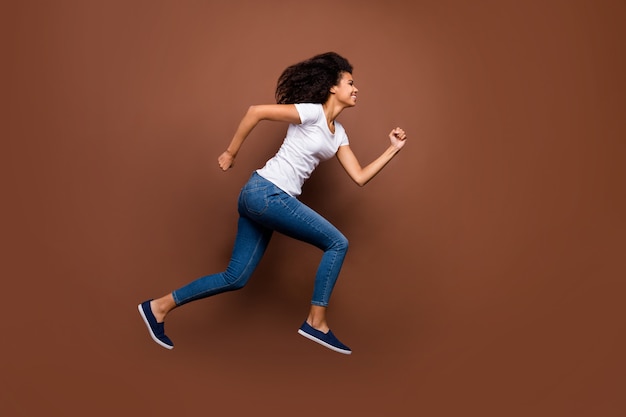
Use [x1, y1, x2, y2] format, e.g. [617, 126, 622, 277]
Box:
[336, 123, 349, 147]
[294, 103, 321, 125]
[339, 131, 349, 146]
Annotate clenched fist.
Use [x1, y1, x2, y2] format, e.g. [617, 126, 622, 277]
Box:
[218, 150, 235, 171]
[389, 127, 407, 150]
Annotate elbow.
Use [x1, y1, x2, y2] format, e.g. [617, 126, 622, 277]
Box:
[246, 105, 258, 117]
[348, 170, 370, 187]
[246, 105, 262, 120]
[243, 105, 265, 125]
[354, 176, 369, 187]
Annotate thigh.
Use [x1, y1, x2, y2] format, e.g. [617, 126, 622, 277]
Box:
[228, 214, 273, 273]
[265, 194, 345, 251]
[238, 172, 345, 250]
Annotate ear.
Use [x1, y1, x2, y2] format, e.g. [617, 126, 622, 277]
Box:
[329, 86, 337, 94]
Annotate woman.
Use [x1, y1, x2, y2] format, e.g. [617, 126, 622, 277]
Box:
[138, 52, 407, 355]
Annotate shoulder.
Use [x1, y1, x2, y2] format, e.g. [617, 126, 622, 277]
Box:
[334, 120, 349, 143]
[294, 103, 323, 111]
[294, 103, 324, 124]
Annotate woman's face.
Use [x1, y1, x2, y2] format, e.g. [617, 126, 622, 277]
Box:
[331, 72, 358, 107]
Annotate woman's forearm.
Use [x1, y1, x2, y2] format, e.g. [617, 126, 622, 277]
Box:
[226, 106, 261, 157]
[357, 145, 402, 186]
[336, 127, 407, 186]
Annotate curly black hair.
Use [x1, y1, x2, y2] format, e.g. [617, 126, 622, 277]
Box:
[275, 52, 353, 104]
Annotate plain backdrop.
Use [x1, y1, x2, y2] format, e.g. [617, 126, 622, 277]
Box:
[2, 1, 625, 416]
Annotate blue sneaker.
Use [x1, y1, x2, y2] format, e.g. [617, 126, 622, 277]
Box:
[138, 300, 174, 350]
[297, 321, 352, 355]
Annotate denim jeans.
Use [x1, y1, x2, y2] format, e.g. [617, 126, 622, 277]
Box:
[172, 172, 348, 307]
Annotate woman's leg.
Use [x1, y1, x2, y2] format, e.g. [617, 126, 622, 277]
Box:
[269, 203, 348, 335]
[305, 305, 330, 332]
[243, 178, 351, 353]
[149, 214, 272, 323]
[256, 192, 349, 309]
[141, 172, 350, 352]
[241, 176, 349, 333]
[180, 216, 271, 304]
[139, 174, 274, 349]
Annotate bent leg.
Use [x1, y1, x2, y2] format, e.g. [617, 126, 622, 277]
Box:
[255, 193, 349, 307]
[171, 215, 272, 307]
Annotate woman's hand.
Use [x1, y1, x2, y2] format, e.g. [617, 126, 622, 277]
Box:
[218, 150, 235, 171]
[389, 127, 407, 150]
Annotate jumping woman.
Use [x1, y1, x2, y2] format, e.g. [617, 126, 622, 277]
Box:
[138, 52, 407, 355]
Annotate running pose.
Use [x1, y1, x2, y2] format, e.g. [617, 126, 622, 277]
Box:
[138, 52, 407, 354]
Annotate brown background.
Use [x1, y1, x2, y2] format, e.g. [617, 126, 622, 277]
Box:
[2, 1, 625, 416]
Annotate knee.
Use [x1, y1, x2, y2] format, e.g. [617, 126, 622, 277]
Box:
[222, 271, 249, 291]
[228, 281, 247, 291]
[333, 234, 349, 253]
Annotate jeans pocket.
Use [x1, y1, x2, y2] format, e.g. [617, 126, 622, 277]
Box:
[240, 185, 270, 216]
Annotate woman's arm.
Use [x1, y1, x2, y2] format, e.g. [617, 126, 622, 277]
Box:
[218, 104, 301, 171]
[336, 127, 407, 186]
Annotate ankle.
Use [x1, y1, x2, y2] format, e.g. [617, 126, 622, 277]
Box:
[150, 299, 169, 322]
[307, 305, 329, 333]
[307, 318, 329, 333]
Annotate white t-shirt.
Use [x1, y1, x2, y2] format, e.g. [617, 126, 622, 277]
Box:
[256, 103, 349, 197]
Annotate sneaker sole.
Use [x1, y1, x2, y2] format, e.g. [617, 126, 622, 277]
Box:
[297, 329, 352, 355]
[137, 304, 174, 350]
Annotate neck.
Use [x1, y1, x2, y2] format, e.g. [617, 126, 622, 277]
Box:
[322, 99, 345, 125]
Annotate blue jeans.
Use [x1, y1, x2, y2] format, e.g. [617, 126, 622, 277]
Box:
[172, 172, 348, 307]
